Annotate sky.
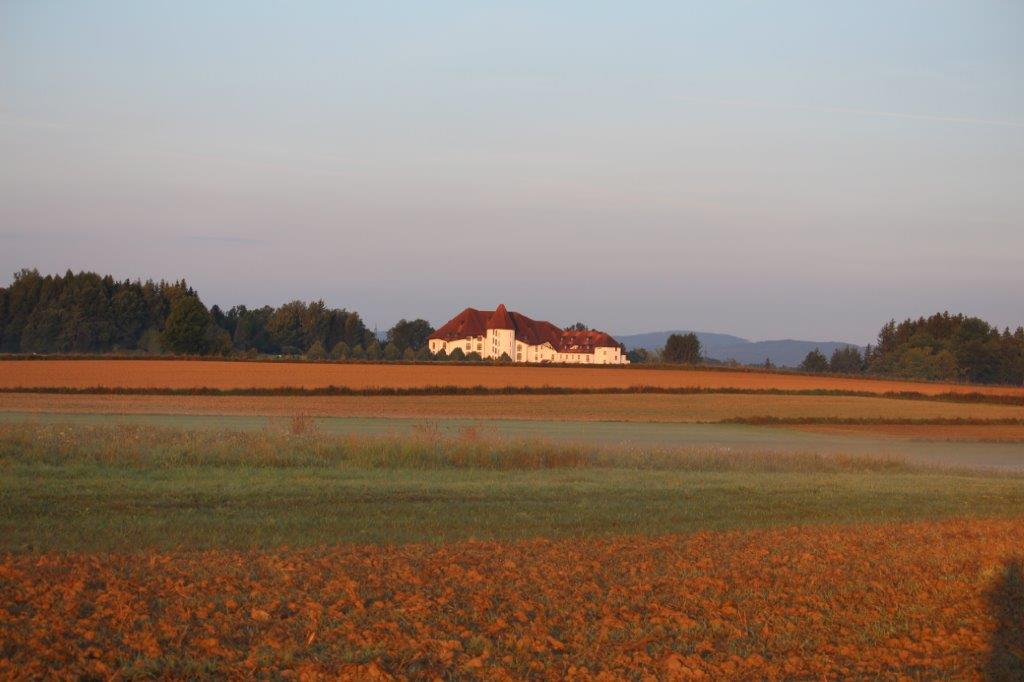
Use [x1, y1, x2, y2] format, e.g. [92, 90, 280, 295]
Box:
[1, 1, 1022, 344]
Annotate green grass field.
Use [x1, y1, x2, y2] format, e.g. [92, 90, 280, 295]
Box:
[3, 423, 1023, 551]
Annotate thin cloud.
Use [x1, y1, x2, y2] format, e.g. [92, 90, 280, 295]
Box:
[184, 236, 269, 245]
[677, 97, 1024, 129]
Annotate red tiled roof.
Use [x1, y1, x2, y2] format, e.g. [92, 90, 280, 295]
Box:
[428, 307, 489, 341]
[430, 305, 620, 353]
[486, 304, 515, 330]
[559, 330, 619, 353]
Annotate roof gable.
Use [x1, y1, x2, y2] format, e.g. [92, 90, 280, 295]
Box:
[428, 307, 489, 341]
[486, 304, 515, 330]
[430, 305, 621, 351]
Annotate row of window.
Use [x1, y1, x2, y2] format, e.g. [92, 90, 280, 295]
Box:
[439, 337, 620, 363]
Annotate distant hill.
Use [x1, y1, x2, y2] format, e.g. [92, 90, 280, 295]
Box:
[615, 330, 863, 368]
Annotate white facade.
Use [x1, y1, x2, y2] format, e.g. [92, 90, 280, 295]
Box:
[428, 327, 627, 365]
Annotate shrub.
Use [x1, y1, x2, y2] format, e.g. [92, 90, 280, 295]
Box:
[305, 340, 327, 360]
[330, 341, 350, 360]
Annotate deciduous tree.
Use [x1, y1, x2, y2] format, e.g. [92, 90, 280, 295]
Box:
[161, 295, 211, 355]
[663, 333, 702, 364]
[386, 319, 434, 351]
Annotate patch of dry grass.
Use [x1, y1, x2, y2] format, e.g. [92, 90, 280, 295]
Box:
[0, 421, 925, 473]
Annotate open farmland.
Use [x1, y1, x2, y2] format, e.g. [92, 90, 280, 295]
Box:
[2, 518, 1021, 679]
[2, 364, 1023, 678]
[3, 358, 1024, 396]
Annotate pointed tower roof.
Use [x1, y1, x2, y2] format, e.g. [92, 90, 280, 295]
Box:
[486, 303, 515, 330]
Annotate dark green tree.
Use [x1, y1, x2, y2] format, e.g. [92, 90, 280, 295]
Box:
[161, 295, 211, 355]
[626, 348, 649, 364]
[386, 319, 435, 351]
[800, 348, 829, 373]
[662, 333, 702, 364]
[829, 346, 864, 374]
[205, 324, 233, 356]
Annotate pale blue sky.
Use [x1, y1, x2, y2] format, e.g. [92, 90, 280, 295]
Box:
[2, 1, 1022, 343]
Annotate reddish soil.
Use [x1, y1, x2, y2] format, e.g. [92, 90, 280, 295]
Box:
[2, 359, 1022, 396]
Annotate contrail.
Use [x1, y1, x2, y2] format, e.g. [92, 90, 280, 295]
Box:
[676, 97, 1024, 130]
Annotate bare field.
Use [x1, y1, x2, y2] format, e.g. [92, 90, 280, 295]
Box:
[4, 391, 1024, 423]
[2, 359, 1024, 396]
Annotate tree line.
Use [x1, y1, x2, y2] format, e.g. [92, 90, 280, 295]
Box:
[0, 269, 436, 360]
[798, 312, 1024, 385]
[627, 322, 1024, 387]
[625, 333, 703, 365]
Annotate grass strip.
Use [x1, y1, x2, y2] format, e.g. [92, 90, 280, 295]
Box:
[721, 416, 1024, 425]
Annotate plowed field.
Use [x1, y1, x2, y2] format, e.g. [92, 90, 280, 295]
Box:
[2, 359, 1023, 395]
[2, 518, 1021, 679]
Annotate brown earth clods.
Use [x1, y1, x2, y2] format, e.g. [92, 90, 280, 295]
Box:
[2, 518, 1022, 680]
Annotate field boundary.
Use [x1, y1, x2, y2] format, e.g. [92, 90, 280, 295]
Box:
[2, 409, 1022, 428]
[3, 384, 1023, 406]
[722, 416, 1024, 426]
[4, 354, 1024, 391]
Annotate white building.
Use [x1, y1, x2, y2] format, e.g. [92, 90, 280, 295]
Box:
[428, 304, 628, 364]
